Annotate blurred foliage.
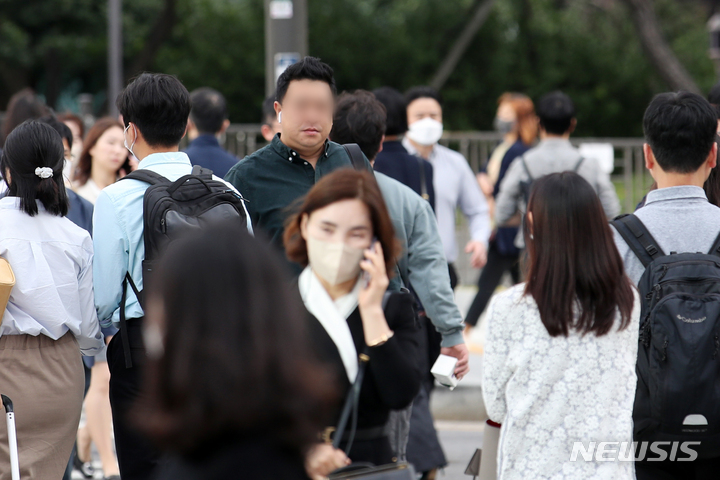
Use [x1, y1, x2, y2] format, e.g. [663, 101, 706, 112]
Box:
[0, 0, 717, 136]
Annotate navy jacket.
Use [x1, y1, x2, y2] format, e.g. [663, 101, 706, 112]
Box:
[66, 190, 94, 235]
[184, 134, 239, 178]
[373, 140, 436, 210]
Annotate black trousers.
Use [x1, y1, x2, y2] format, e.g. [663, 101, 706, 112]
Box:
[108, 319, 163, 480]
[464, 242, 521, 327]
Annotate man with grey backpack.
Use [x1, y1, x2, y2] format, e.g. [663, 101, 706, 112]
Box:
[612, 91, 720, 479]
[495, 91, 620, 244]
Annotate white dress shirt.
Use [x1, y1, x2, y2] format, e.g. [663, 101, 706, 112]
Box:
[403, 138, 490, 263]
[0, 197, 104, 355]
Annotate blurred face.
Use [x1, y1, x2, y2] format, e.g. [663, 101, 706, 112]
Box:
[496, 102, 517, 123]
[61, 138, 71, 161]
[406, 97, 443, 125]
[301, 199, 373, 251]
[261, 117, 282, 143]
[276, 79, 334, 152]
[89, 126, 126, 174]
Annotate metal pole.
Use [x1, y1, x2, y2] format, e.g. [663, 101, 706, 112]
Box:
[108, 0, 123, 117]
[264, 0, 308, 97]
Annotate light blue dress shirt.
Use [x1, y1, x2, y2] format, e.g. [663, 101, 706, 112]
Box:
[93, 152, 250, 327]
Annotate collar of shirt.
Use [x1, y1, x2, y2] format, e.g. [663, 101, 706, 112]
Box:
[0, 196, 46, 211]
[644, 185, 707, 206]
[188, 134, 221, 148]
[402, 137, 437, 162]
[270, 133, 330, 164]
[138, 151, 192, 170]
[537, 138, 573, 149]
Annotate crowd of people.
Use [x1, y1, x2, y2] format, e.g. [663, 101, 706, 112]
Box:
[0, 54, 719, 480]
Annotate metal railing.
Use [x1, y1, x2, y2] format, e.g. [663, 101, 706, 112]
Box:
[218, 126, 651, 286]
[221, 125, 649, 213]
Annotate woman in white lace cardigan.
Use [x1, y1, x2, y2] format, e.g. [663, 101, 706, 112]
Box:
[482, 172, 640, 480]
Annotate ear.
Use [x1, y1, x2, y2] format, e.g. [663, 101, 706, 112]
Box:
[568, 118, 577, 135]
[187, 118, 195, 131]
[709, 142, 718, 169]
[274, 101, 282, 116]
[220, 119, 230, 134]
[643, 143, 655, 171]
[182, 122, 188, 139]
[300, 213, 309, 241]
[526, 211, 534, 236]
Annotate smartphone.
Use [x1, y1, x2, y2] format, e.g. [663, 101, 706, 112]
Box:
[363, 237, 378, 288]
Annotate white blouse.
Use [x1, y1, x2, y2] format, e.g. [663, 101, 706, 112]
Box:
[0, 197, 104, 355]
[482, 284, 640, 480]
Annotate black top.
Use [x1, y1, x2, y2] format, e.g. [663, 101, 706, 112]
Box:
[155, 439, 310, 480]
[373, 140, 436, 211]
[306, 291, 421, 463]
[224, 134, 372, 247]
[492, 140, 531, 256]
[184, 134, 239, 178]
[66, 189, 94, 235]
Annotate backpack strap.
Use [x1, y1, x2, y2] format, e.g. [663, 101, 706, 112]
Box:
[343, 143, 368, 171]
[573, 156, 585, 172]
[191, 165, 214, 178]
[519, 155, 533, 181]
[119, 272, 143, 368]
[121, 169, 170, 185]
[611, 214, 665, 268]
[708, 230, 720, 258]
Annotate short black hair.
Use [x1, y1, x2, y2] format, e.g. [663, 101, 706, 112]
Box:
[262, 94, 276, 125]
[275, 57, 336, 104]
[116, 73, 191, 147]
[643, 91, 718, 174]
[0, 121, 68, 217]
[405, 86, 443, 108]
[537, 91, 575, 135]
[372, 87, 407, 136]
[331, 90, 387, 161]
[189, 87, 227, 134]
[709, 82, 720, 106]
[38, 115, 73, 149]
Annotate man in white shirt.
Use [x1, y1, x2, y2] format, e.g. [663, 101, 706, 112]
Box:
[402, 86, 491, 288]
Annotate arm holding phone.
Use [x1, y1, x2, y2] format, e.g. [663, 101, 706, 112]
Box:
[358, 241, 394, 347]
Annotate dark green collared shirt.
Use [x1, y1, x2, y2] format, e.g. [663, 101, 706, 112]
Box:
[224, 134, 371, 247]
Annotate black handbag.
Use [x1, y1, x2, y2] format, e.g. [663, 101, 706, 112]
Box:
[327, 343, 415, 480]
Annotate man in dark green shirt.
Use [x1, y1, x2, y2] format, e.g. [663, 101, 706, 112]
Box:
[224, 57, 370, 246]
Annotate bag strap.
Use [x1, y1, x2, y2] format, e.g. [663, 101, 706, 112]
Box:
[119, 272, 143, 368]
[708, 230, 720, 258]
[343, 144, 368, 172]
[120, 169, 170, 185]
[519, 155, 533, 181]
[611, 214, 665, 268]
[415, 156, 429, 201]
[573, 156, 585, 172]
[191, 165, 214, 178]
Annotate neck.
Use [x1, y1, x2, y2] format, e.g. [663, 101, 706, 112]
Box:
[187, 128, 200, 141]
[408, 138, 434, 159]
[504, 132, 518, 144]
[540, 132, 570, 141]
[384, 135, 400, 142]
[315, 271, 356, 301]
[280, 135, 325, 167]
[653, 172, 708, 190]
[91, 167, 117, 190]
[134, 143, 180, 161]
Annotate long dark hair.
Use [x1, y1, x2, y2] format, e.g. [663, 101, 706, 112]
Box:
[524, 172, 634, 337]
[138, 223, 335, 456]
[0, 121, 69, 217]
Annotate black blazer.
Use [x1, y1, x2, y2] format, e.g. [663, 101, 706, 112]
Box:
[306, 291, 422, 432]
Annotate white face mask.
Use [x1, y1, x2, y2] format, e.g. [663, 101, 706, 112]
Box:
[307, 236, 365, 286]
[406, 117, 443, 146]
[123, 123, 137, 158]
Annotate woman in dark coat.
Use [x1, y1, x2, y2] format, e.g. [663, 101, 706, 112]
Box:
[284, 169, 422, 467]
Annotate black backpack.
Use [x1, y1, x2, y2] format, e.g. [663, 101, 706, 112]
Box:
[519, 155, 585, 204]
[612, 213, 720, 457]
[118, 166, 248, 367]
